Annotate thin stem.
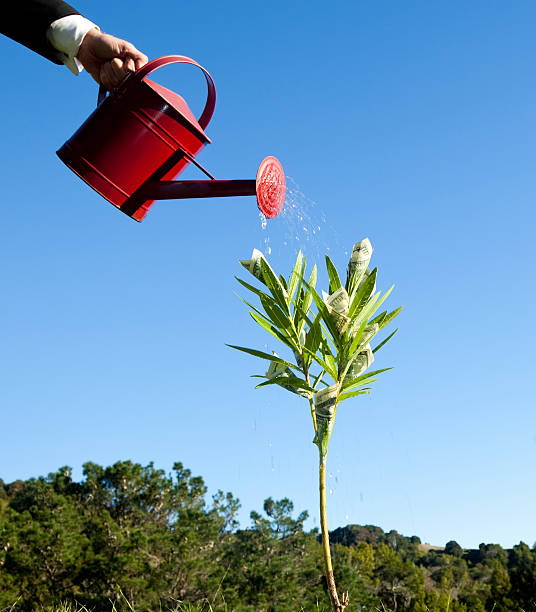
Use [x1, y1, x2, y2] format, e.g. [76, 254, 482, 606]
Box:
[319, 454, 348, 611]
[305, 371, 317, 432]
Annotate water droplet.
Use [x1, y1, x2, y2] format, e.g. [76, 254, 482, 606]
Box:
[266, 246, 271, 255]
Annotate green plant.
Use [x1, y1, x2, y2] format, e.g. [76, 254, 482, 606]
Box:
[229, 239, 401, 612]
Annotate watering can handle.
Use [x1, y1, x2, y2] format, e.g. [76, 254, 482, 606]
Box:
[97, 55, 216, 130]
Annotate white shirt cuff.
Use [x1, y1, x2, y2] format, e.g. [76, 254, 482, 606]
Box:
[47, 15, 100, 76]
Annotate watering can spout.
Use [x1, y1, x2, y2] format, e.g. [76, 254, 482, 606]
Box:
[57, 55, 285, 221]
[141, 180, 257, 201]
[132, 156, 285, 219]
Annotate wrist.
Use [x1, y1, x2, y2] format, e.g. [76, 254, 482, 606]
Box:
[47, 15, 100, 75]
[77, 26, 100, 56]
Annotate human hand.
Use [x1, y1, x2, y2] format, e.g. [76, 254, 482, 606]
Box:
[76, 28, 148, 90]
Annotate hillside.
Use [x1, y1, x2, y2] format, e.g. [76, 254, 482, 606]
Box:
[1, 462, 534, 611]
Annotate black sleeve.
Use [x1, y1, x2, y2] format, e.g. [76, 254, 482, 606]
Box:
[2, 0, 81, 64]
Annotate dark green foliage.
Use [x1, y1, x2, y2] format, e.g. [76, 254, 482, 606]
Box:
[445, 540, 463, 558]
[1, 463, 536, 611]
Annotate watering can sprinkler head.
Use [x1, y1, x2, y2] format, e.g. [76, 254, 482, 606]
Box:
[56, 55, 286, 222]
[256, 156, 285, 219]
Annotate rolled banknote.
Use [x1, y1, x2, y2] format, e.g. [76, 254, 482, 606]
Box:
[347, 321, 378, 345]
[346, 238, 373, 284]
[315, 383, 340, 423]
[239, 248, 265, 280]
[326, 287, 349, 314]
[266, 354, 310, 398]
[346, 344, 374, 380]
[323, 287, 350, 333]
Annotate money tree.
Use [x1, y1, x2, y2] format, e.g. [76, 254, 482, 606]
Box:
[229, 239, 401, 612]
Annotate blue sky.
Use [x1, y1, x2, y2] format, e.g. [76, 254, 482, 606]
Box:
[1, 0, 535, 550]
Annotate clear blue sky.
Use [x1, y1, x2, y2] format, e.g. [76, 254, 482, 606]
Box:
[1, 0, 535, 550]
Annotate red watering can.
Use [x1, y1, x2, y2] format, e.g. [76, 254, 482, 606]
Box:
[57, 55, 285, 222]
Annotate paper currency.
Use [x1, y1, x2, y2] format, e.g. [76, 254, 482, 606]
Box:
[346, 344, 374, 380]
[347, 238, 373, 284]
[239, 248, 265, 280]
[323, 287, 350, 333]
[315, 383, 339, 423]
[265, 354, 310, 398]
[348, 320, 378, 346]
[326, 287, 349, 314]
[361, 323, 378, 346]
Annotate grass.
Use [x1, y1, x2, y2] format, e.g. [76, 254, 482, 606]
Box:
[2, 602, 333, 612]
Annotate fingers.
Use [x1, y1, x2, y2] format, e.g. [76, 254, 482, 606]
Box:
[77, 30, 149, 88]
[99, 57, 130, 91]
[118, 41, 148, 71]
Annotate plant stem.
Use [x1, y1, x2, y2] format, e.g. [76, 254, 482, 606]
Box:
[319, 453, 347, 612]
[304, 371, 317, 432]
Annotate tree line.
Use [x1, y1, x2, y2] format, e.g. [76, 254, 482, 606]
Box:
[0, 460, 535, 611]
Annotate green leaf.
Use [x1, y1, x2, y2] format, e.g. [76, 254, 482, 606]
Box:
[288, 251, 303, 301]
[304, 314, 322, 356]
[319, 336, 334, 358]
[235, 276, 271, 300]
[226, 345, 297, 369]
[261, 258, 290, 315]
[348, 268, 377, 320]
[347, 265, 368, 299]
[312, 370, 326, 389]
[325, 354, 337, 377]
[339, 389, 371, 402]
[302, 346, 337, 380]
[295, 264, 317, 332]
[358, 286, 394, 325]
[372, 328, 398, 353]
[307, 283, 340, 344]
[293, 258, 307, 311]
[369, 310, 387, 327]
[255, 375, 313, 392]
[325, 255, 342, 294]
[237, 295, 273, 325]
[250, 311, 298, 351]
[341, 367, 392, 391]
[342, 377, 378, 392]
[302, 264, 318, 318]
[378, 306, 402, 330]
[259, 294, 293, 332]
[291, 299, 316, 334]
[347, 320, 368, 356]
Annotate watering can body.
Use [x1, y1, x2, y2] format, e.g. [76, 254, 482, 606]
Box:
[57, 55, 285, 221]
[57, 55, 216, 222]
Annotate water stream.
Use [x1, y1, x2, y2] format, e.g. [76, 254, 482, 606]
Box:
[257, 176, 346, 265]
